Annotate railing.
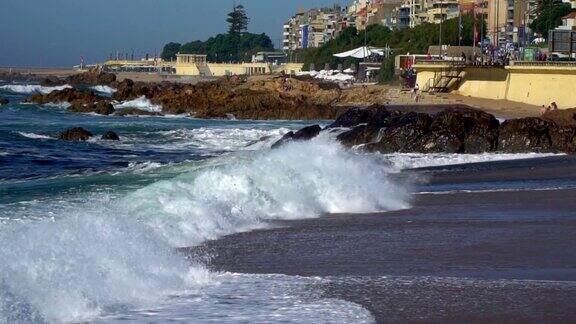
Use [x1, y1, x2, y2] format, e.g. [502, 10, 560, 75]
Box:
[509, 61, 576, 67]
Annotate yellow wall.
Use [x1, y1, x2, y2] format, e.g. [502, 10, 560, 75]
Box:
[414, 63, 576, 108]
[175, 62, 304, 77]
[455, 67, 509, 100]
[505, 66, 576, 108]
[175, 65, 200, 76]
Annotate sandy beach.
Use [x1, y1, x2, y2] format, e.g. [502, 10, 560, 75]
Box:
[196, 155, 576, 323]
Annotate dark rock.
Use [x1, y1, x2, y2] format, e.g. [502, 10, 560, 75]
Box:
[40, 76, 66, 87]
[0, 97, 8, 106]
[365, 112, 433, 153]
[337, 124, 382, 147]
[114, 108, 162, 116]
[101, 131, 120, 141]
[328, 105, 391, 128]
[68, 101, 115, 115]
[498, 118, 554, 153]
[65, 69, 116, 86]
[427, 108, 500, 153]
[272, 125, 322, 148]
[58, 127, 93, 141]
[27, 88, 104, 106]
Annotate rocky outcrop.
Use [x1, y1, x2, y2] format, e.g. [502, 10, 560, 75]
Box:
[114, 108, 162, 116]
[101, 131, 120, 141]
[498, 117, 576, 153]
[110, 76, 346, 120]
[0, 97, 8, 106]
[272, 125, 322, 148]
[68, 101, 115, 115]
[58, 127, 93, 141]
[66, 69, 116, 86]
[40, 69, 117, 87]
[27, 88, 104, 106]
[294, 106, 576, 154]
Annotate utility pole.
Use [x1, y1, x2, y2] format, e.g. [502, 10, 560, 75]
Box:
[439, 0, 443, 59]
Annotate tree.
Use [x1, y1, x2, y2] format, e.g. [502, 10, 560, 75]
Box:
[172, 32, 274, 63]
[530, 0, 573, 37]
[378, 57, 395, 84]
[161, 42, 181, 61]
[227, 5, 249, 34]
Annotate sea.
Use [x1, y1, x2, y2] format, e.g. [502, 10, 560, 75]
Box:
[0, 83, 566, 323]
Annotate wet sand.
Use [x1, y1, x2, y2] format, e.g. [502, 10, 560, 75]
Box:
[194, 155, 576, 323]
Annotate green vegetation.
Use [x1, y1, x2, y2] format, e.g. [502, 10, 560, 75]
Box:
[227, 5, 249, 34]
[161, 5, 273, 63]
[161, 42, 182, 61]
[298, 15, 483, 81]
[530, 0, 573, 37]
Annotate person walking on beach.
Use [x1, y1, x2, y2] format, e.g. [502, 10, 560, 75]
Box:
[412, 83, 420, 102]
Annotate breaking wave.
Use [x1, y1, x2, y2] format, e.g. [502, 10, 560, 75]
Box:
[0, 137, 408, 322]
[16, 132, 53, 140]
[0, 84, 72, 94]
[381, 152, 562, 170]
[114, 96, 162, 112]
[90, 85, 117, 95]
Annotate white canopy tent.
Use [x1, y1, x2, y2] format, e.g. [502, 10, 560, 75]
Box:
[333, 46, 385, 59]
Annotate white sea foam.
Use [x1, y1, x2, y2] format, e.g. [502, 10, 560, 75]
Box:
[114, 96, 162, 112]
[43, 101, 71, 109]
[381, 152, 561, 170]
[0, 137, 406, 322]
[90, 85, 117, 95]
[155, 127, 291, 152]
[0, 84, 72, 94]
[17, 132, 53, 140]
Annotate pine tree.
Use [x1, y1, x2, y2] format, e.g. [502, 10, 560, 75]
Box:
[227, 5, 249, 34]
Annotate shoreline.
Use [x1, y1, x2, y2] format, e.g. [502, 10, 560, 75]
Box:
[193, 155, 576, 322]
[0, 68, 543, 120]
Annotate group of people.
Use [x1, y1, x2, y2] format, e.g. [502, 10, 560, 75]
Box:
[540, 102, 559, 115]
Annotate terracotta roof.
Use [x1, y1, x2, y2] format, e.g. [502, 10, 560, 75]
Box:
[563, 12, 576, 19]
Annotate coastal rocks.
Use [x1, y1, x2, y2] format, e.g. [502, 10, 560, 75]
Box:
[272, 125, 322, 148]
[498, 117, 576, 153]
[114, 107, 162, 116]
[39, 69, 117, 87]
[68, 101, 115, 115]
[27, 88, 104, 106]
[101, 131, 120, 141]
[0, 97, 8, 106]
[58, 127, 93, 141]
[66, 69, 116, 86]
[325, 106, 576, 154]
[328, 105, 391, 128]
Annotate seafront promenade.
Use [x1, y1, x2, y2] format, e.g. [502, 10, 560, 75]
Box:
[414, 60, 576, 109]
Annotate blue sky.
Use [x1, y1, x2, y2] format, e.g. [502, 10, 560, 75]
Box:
[0, 0, 341, 67]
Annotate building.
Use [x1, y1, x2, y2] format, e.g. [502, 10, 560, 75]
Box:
[282, 5, 344, 51]
[425, 0, 460, 24]
[174, 54, 304, 77]
[559, 11, 576, 30]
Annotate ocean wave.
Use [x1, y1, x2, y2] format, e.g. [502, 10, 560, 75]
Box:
[90, 85, 117, 95]
[381, 152, 562, 170]
[17, 132, 53, 140]
[0, 137, 408, 322]
[0, 84, 72, 94]
[155, 127, 290, 152]
[113, 96, 162, 112]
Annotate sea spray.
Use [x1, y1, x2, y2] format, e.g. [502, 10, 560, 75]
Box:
[0, 84, 72, 95]
[113, 96, 162, 112]
[0, 137, 409, 322]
